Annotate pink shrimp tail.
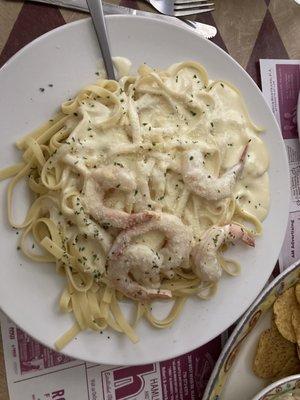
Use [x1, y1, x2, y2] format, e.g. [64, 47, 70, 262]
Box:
[240, 144, 249, 163]
[241, 232, 255, 247]
[229, 224, 255, 247]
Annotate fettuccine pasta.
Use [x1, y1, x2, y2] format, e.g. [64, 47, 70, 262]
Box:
[0, 60, 269, 349]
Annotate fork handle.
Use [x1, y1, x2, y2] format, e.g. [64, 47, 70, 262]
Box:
[87, 0, 116, 80]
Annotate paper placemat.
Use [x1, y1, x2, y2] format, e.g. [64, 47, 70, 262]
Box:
[260, 59, 300, 270]
[0, 58, 299, 399]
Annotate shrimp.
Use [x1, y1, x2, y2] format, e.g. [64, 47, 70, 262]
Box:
[182, 145, 248, 201]
[107, 244, 171, 300]
[107, 212, 193, 300]
[191, 224, 255, 283]
[83, 165, 156, 229]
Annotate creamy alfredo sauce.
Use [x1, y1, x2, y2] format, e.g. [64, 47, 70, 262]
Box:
[61, 58, 269, 248]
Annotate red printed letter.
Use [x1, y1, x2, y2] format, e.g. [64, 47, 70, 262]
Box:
[52, 389, 65, 399]
[113, 364, 155, 400]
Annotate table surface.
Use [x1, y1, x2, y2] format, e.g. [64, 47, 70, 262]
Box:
[0, 0, 299, 398]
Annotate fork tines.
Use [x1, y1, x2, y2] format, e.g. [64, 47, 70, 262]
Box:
[174, 0, 214, 16]
[174, 2, 214, 10]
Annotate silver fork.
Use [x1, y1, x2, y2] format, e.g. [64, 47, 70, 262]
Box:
[144, 0, 214, 17]
[87, 0, 116, 80]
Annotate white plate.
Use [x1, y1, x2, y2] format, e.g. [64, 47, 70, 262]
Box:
[0, 16, 290, 365]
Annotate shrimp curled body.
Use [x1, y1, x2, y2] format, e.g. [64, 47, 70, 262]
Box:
[182, 145, 248, 201]
[83, 165, 155, 229]
[191, 224, 255, 283]
[107, 213, 193, 300]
